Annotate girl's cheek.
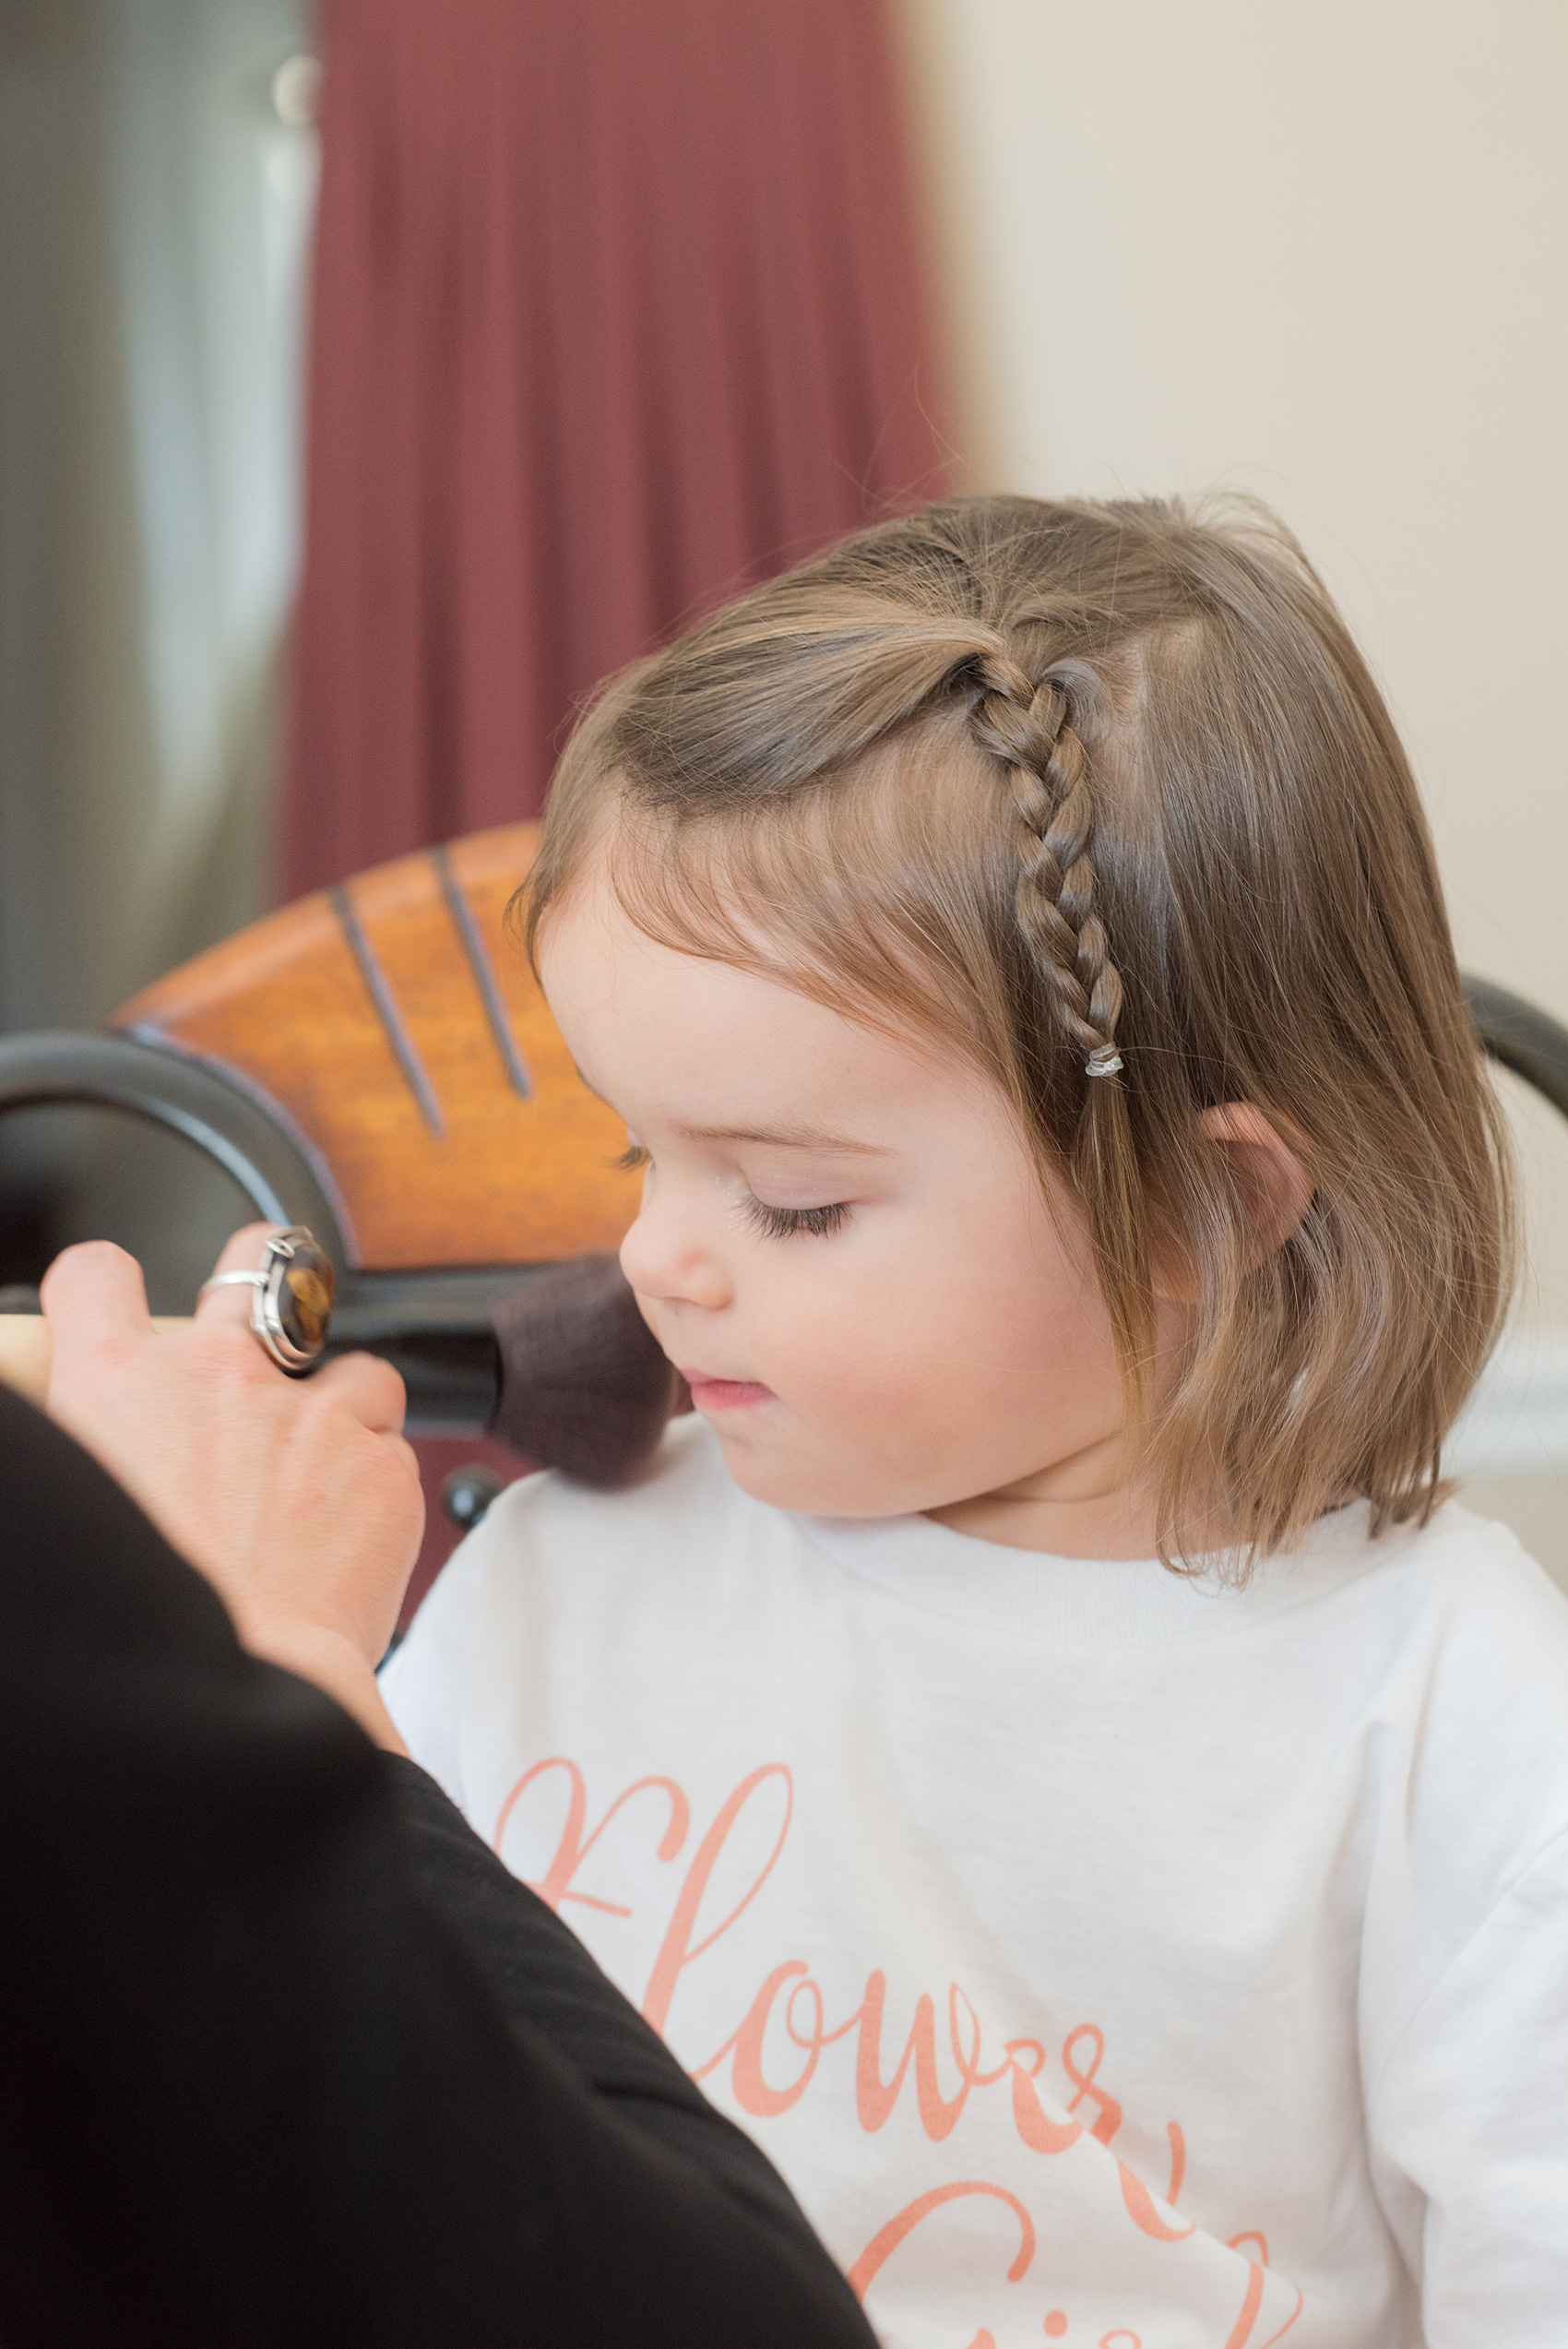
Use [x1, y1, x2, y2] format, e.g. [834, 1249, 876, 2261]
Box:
[763, 1254, 905, 1365]
[775, 1300, 951, 1433]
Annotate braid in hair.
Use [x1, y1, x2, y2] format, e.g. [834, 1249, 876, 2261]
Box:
[969, 654, 1126, 1079]
[968, 650, 1153, 1389]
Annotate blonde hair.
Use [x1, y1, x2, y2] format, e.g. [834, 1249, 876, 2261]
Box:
[525, 495, 1513, 1564]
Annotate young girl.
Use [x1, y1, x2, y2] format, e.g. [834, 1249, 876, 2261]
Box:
[382, 496, 1568, 2347]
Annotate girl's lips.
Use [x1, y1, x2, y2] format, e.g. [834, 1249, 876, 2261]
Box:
[684, 1376, 775, 1412]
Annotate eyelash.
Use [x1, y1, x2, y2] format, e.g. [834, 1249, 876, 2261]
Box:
[612, 1143, 849, 1240]
[742, 1197, 851, 1241]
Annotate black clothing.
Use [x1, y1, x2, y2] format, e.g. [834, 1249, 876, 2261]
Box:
[0, 1385, 873, 2349]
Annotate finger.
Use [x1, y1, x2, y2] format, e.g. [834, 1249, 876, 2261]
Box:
[41, 1242, 154, 1384]
[193, 1222, 282, 1330]
[310, 1350, 409, 1437]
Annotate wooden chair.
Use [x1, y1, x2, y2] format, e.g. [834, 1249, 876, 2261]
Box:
[0, 824, 642, 1435]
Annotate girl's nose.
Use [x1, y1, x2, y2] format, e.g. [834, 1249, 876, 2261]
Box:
[619, 1192, 731, 1314]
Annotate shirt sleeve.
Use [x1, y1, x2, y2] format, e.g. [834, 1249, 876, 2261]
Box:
[385, 1754, 827, 2260]
[1368, 1824, 1568, 2343]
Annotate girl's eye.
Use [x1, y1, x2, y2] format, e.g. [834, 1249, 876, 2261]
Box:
[614, 1142, 650, 1174]
[742, 1195, 850, 1241]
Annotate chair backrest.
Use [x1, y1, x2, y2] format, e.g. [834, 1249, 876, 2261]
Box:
[112, 824, 640, 1272]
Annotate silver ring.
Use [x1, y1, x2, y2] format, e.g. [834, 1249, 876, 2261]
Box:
[200, 1226, 335, 1376]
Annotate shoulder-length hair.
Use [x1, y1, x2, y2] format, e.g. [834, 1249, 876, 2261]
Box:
[523, 495, 1514, 1568]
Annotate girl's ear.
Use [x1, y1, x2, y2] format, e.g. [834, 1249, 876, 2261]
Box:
[1151, 1104, 1315, 1304]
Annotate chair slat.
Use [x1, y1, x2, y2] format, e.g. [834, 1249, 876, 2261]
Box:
[112, 826, 640, 1270]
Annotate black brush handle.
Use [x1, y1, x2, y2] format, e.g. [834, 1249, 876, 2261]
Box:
[325, 1269, 510, 1436]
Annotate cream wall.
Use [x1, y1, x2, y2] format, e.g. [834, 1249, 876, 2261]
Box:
[901, 0, 1567, 1013]
[897, 0, 1568, 1561]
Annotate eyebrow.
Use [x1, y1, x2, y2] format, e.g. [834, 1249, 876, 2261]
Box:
[572, 1068, 885, 1156]
[671, 1121, 892, 1155]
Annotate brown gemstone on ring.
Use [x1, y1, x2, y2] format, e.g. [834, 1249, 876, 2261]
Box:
[274, 1234, 334, 1358]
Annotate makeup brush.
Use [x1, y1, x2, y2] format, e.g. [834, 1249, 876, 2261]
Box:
[0, 1252, 682, 1489]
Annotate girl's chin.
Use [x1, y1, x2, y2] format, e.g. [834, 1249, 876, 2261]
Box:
[705, 1423, 921, 1520]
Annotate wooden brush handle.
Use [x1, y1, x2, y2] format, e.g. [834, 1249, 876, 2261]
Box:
[0, 1317, 188, 1411]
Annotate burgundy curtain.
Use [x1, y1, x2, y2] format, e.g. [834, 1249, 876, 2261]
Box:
[285, 0, 953, 894]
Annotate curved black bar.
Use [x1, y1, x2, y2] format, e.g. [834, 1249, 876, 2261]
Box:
[0, 1031, 350, 1270]
[0, 1031, 520, 1433]
[1464, 976, 1568, 1127]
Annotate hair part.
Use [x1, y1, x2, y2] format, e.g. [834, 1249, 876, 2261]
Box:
[523, 494, 1514, 1569]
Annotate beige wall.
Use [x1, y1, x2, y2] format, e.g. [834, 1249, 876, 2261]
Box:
[899, 0, 1568, 1330]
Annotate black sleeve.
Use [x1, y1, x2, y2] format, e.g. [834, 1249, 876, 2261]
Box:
[0, 1385, 875, 2349]
[384, 1754, 821, 2254]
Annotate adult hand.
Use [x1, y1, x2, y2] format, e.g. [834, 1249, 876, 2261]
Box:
[41, 1226, 424, 1747]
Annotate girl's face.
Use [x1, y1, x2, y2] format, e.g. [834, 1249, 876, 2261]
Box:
[540, 864, 1179, 1553]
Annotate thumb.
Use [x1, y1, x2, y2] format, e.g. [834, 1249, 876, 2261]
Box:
[42, 1241, 155, 1389]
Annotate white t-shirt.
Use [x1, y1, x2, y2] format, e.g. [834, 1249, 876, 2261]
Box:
[382, 1414, 1568, 2348]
